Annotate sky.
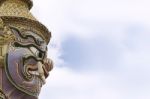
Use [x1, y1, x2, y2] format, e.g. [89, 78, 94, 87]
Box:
[31, 0, 150, 99]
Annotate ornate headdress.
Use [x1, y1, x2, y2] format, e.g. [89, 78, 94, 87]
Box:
[0, 0, 51, 43]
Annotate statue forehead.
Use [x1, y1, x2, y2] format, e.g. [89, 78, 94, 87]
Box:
[11, 26, 45, 41]
[9, 24, 47, 42]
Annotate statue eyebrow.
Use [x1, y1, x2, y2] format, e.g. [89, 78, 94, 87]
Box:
[13, 42, 45, 53]
[10, 26, 44, 46]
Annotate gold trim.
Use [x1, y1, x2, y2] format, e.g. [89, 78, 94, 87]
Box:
[0, 0, 35, 20]
[0, 68, 2, 90]
[0, 0, 33, 10]
[0, 0, 51, 44]
[0, 26, 15, 67]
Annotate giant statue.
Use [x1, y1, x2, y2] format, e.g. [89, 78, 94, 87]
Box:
[0, 0, 53, 99]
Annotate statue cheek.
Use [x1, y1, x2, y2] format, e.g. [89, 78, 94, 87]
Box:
[5, 47, 42, 96]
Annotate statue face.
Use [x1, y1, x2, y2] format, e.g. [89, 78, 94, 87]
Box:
[4, 26, 53, 97]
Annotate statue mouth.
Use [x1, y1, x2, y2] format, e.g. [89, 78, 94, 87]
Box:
[23, 57, 53, 85]
[24, 62, 46, 85]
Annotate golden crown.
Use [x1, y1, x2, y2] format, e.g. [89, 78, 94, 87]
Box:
[0, 0, 51, 43]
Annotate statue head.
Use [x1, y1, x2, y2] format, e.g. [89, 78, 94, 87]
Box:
[0, 0, 53, 98]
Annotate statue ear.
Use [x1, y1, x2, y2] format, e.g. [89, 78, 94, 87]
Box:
[0, 25, 16, 68]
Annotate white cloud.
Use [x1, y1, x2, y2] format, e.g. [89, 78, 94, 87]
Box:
[31, 0, 150, 41]
[39, 66, 150, 99]
[31, 0, 150, 99]
[39, 67, 122, 99]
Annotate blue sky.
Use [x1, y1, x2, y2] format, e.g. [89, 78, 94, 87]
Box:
[32, 0, 150, 99]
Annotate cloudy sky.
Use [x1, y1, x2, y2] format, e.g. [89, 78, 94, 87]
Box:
[31, 0, 150, 99]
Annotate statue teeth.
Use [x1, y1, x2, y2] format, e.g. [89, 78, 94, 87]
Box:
[29, 71, 39, 76]
[37, 62, 46, 84]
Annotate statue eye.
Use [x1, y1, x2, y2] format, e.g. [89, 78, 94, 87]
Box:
[29, 47, 44, 59]
[38, 52, 44, 58]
